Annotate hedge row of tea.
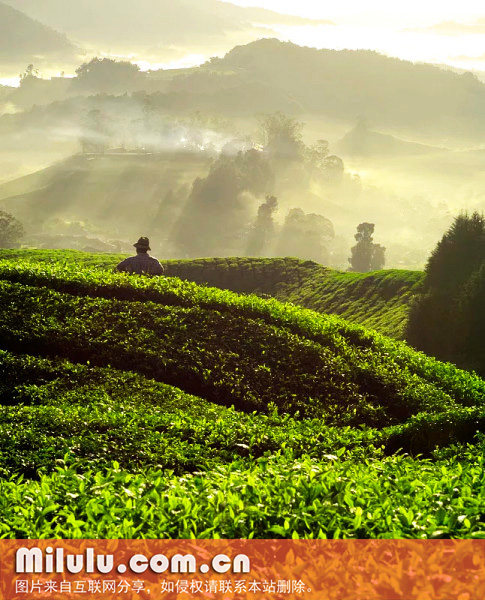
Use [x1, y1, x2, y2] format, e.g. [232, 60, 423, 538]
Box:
[0, 249, 422, 338]
[166, 258, 423, 340]
[0, 253, 485, 538]
[1, 347, 485, 539]
[3, 443, 485, 539]
[0, 350, 383, 479]
[0, 260, 481, 420]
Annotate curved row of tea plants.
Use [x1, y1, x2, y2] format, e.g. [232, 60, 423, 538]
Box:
[1, 346, 485, 538]
[0, 259, 477, 402]
[2, 346, 484, 484]
[0, 249, 421, 338]
[0, 350, 383, 479]
[0, 260, 484, 454]
[1, 255, 485, 539]
[0, 265, 483, 428]
[166, 258, 423, 340]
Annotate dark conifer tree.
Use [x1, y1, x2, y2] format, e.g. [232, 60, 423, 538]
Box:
[406, 211, 485, 367]
[424, 212, 485, 293]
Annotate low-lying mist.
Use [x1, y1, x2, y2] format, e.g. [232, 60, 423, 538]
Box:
[1, 72, 485, 269]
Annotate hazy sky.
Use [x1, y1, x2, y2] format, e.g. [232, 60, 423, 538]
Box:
[225, 0, 483, 24]
[224, 0, 485, 71]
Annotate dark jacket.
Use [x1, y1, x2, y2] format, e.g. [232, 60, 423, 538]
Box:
[115, 253, 164, 275]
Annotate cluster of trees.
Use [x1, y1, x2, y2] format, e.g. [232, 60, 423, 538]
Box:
[151, 113, 352, 263]
[406, 212, 485, 375]
[74, 58, 143, 94]
[78, 101, 236, 155]
[76, 108, 357, 267]
[275, 209, 334, 264]
[257, 112, 345, 185]
[246, 195, 278, 256]
[168, 148, 335, 263]
[171, 149, 273, 257]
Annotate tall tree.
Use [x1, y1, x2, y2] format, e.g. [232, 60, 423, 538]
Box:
[246, 195, 278, 256]
[0, 211, 24, 248]
[19, 64, 39, 84]
[171, 150, 274, 257]
[305, 139, 329, 169]
[348, 223, 386, 272]
[424, 212, 485, 293]
[74, 58, 142, 93]
[454, 263, 485, 375]
[258, 113, 304, 162]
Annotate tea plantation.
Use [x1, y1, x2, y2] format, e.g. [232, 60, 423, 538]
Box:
[0, 251, 484, 539]
[0, 249, 423, 339]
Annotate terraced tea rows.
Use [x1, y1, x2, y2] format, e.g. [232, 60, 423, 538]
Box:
[0, 250, 422, 338]
[0, 254, 484, 538]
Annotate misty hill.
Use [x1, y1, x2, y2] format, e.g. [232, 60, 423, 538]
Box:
[4, 39, 485, 144]
[4, 0, 332, 52]
[0, 153, 211, 239]
[334, 121, 449, 158]
[203, 39, 485, 141]
[0, 1, 78, 62]
[429, 62, 485, 84]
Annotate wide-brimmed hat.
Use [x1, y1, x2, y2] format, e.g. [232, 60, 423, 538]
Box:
[134, 236, 151, 250]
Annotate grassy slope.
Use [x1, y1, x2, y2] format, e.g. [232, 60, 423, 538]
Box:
[0, 252, 485, 538]
[0, 250, 424, 339]
[165, 258, 423, 340]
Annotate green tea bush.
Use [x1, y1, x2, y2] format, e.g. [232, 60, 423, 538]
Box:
[0, 250, 421, 339]
[1, 451, 485, 539]
[0, 271, 482, 426]
[1, 253, 485, 539]
[0, 351, 382, 478]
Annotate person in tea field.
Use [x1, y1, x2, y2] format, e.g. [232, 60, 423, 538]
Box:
[115, 237, 164, 275]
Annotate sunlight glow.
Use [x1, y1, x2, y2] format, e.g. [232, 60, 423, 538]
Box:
[222, 0, 485, 70]
[223, 0, 485, 24]
[0, 76, 20, 87]
[135, 54, 207, 71]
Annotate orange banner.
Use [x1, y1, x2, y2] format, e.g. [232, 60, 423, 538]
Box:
[0, 540, 483, 600]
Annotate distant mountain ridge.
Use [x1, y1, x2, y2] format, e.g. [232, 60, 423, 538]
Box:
[3, 0, 333, 48]
[3, 3, 485, 142]
[205, 39, 485, 140]
[0, 1, 78, 62]
[2, 39, 485, 145]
